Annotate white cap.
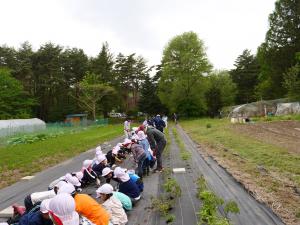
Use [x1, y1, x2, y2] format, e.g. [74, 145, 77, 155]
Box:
[82, 160, 93, 168]
[95, 146, 102, 156]
[137, 130, 147, 140]
[58, 183, 76, 195]
[112, 145, 120, 155]
[54, 180, 67, 189]
[65, 173, 81, 187]
[131, 134, 139, 141]
[97, 154, 107, 163]
[48, 193, 79, 225]
[40, 199, 51, 213]
[75, 171, 83, 181]
[96, 184, 114, 196]
[123, 138, 131, 143]
[102, 167, 113, 177]
[122, 138, 132, 147]
[132, 127, 138, 132]
[113, 167, 130, 182]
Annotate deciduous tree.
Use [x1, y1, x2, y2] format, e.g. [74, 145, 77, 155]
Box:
[0, 68, 34, 119]
[159, 31, 212, 116]
[75, 72, 115, 120]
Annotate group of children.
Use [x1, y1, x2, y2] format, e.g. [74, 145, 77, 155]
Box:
[4, 120, 167, 225]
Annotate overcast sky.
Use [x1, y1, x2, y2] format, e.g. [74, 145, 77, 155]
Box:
[0, 0, 275, 70]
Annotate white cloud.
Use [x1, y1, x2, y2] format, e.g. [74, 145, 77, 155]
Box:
[0, 0, 275, 70]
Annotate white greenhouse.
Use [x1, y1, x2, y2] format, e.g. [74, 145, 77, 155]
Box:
[0, 118, 46, 137]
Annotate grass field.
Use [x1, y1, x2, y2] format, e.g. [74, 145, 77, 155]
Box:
[181, 118, 300, 185]
[180, 118, 300, 223]
[0, 124, 123, 188]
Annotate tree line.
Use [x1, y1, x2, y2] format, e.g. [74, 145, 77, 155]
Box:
[157, 0, 300, 117]
[0, 0, 299, 120]
[0, 42, 152, 121]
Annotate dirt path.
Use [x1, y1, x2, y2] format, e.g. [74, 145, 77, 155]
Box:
[232, 121, 300, 154]
[176, 125, 284, 225]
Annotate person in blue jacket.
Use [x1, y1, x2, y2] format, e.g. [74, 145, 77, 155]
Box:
[113, 167, 141, 203]
[18, 199, 52, 225]
[153, 115, 166, 133]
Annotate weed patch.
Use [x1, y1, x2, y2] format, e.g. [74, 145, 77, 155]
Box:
[7, 132, 64, 145]
[196, 176, 239, 225]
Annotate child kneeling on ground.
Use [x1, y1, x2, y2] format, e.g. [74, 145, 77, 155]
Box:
[97, 184, 128, 225]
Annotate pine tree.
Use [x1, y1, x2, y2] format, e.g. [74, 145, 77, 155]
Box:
[138, 74, 165, 115]
[90, 42, 114, 84]
[230, 50, 259, 104]
[257, 0, 300, 99]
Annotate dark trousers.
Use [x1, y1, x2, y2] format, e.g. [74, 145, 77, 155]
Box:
[136, 153, 147, 178]
[24, 195, 33, 213]
[142, 158, 150, 175]
[156, 139, 167, 169]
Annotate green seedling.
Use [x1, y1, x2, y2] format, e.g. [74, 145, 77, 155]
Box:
[180, 151, 191, 160]
[163, 178, 182, 198]
[196, 176, 239, 225]
[224, 200, 240, 216]
[162, 167, 172, 178]
[151, 197, 172, 217]
[165, 214, 176, 224]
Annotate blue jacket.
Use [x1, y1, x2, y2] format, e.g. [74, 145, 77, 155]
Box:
[139, 139, 151, 160]
[19, 211, 52, 225]
[154, 117, 165, 129]
[119, 179, 140, 199]
[129, 174, 144, 192]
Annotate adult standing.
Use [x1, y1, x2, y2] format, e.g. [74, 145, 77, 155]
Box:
[153, 115, 166, 133]
[123, 118, 131, 138]
[141, 125, 166, 173]
[173, 113, 177, 124]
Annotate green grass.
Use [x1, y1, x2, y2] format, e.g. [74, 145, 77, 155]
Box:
[181, 118, 300, 186]
[0, 124, 123, 188]
[252, 114, 300, 122]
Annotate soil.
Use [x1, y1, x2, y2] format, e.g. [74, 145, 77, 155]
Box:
[232, 121, 300, 154]
[182, 121, 300, 225]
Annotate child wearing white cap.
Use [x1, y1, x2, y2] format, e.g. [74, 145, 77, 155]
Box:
[113, 167, 141, 203]
[81, 159, 98, 187]
[97, 184, 133, 212]
[97, 184, 128, 225]
[92, 154, 108, 177]
[48, 193, 79, 225]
